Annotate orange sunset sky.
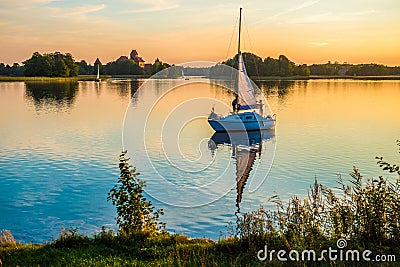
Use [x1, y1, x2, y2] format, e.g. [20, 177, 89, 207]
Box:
[0, 0, 399, 66]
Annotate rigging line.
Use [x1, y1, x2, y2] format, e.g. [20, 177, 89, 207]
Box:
[243, 14, 261, 82]
[223, 12, 239, 95]
[225, 15, 239, 63]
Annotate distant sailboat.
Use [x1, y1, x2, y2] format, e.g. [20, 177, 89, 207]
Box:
[208, 8, 276, 132]
[95, 64, 101, 82]
[182, 69, 189, 80]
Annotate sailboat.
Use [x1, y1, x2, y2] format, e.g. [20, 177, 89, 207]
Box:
[208, 8, 276, 132]
[95, 64, 101, 82]
[182, 69, 189, 80]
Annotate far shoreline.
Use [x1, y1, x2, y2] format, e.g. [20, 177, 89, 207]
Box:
[253, 75, 400, 81]
[1, 74, 400, 82]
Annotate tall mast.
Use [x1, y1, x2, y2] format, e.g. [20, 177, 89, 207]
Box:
[234, 8, 242, 113]
[238, 7, 242, 55]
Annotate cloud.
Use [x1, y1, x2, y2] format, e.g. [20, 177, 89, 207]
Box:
[308, 42, 329, 46]
[270, 0, 321, 20]
[254, 0, 320, 24]
[62, 4, 106, 16]
[287, 9, 376, 24]
[0, 0, 57, 9]
[123, 0, 179, 13]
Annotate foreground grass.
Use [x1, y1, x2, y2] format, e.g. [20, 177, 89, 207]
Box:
[1, 231, 398, 266]
[0, 234, 265, 267]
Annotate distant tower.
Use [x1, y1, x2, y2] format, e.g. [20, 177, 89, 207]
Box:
[94, 58, 102, 65]
[94, 58, 102, 75]
[130, 50, 138, 60]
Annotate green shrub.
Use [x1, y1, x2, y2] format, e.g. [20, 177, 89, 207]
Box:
[107, 150, 165, 236]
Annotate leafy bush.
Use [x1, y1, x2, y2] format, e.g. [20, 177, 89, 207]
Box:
[107, 150, 165, 236]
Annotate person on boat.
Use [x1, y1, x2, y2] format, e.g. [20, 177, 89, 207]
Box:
[259, 100, 263, 116]
[209, 106, 218, 119]
[232, 97, 238, 113]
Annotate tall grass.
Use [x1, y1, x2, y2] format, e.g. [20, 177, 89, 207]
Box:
[0, 230, 17, 247]
[232, 140, 400, 263]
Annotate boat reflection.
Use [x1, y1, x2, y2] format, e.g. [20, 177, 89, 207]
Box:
[208, 130, 275, 215]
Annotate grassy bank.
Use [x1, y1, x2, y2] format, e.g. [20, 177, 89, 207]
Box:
[0, 75, 112, 82]
[0, 232, 260, 267]
[110, 74, 151, 79]
[1, 223, 398, 266]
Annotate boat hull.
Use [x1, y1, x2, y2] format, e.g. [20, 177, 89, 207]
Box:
[208, 116, 274, 132]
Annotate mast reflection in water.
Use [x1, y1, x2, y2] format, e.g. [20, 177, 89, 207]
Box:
[208, 129, 275, 216]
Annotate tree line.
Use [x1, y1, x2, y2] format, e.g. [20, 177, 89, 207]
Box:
[223, 53, 400, 77]
[222, 53, 310, 77]
[1, 51, 400, 77]
[24, 52, 79, 77]
[309, 61, 400, 76]
[0, 52, 170, 77]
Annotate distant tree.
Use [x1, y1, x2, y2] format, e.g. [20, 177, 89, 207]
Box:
[77, 60, 91, 75]
[297, 64, 310, 76]
[309, 62, 338, 75]
[24, 52, 52, 76]
[51, 52, 69, 77]
[151, 59, 169, 75]
[222, 53, 306, 77]
[105, 60, 144, 75]
[63, 53, 79, 77]
[224, 52, 263, 76]
[242, 53, 263, 76]
[0, 63, 25, 76]
[277, 55, 295, 76]
[0, 63, 5, 75]
[346, 64, 390, 76]
[23, 52, 79, 77]
[264, 57, 279, 76]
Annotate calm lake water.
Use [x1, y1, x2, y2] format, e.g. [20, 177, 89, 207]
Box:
[1, 79, 399, 243]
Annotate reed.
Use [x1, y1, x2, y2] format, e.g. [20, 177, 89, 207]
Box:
[0, 230, 17, 247]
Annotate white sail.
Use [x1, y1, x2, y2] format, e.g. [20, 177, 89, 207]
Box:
[96, 64, 100, 80]
[237, 53, 257, 109]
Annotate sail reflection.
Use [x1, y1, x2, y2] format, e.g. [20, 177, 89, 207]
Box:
[208, 130, 275, 214]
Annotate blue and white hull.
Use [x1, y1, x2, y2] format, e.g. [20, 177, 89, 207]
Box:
[208, 111, 275, 132]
